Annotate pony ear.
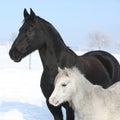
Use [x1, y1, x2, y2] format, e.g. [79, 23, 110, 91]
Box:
[24, 8, 29, 18]
[64, 67, 68, 71]
[58, 67, 62, 72]
[64, 67, 69, 77]
[30, 8, 36, 18]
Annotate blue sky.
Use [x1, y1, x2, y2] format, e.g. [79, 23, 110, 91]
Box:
[0, 0, 120, 49]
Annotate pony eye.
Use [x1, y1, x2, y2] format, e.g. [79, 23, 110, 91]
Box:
[62, 83, 67, 87]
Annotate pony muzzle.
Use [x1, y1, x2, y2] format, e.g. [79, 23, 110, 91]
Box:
[49, 97, 59, 106]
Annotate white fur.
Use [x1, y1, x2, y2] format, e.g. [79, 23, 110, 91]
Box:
[49, 67, 120, 120]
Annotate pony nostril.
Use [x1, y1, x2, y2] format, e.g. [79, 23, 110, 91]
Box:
[49, 97, 59, 106]
[55, 100, 59, 105]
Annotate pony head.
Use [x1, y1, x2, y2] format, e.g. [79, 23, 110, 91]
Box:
[49, 67, 77, 106]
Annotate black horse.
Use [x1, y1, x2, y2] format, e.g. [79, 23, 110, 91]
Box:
[9, 9, 120, 120]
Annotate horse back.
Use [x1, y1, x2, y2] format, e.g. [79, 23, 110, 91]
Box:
[85, 50, 119, 82]
[77, 50, 120, 88]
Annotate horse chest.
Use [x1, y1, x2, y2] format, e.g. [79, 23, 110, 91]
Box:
[40, 70, 57, 98]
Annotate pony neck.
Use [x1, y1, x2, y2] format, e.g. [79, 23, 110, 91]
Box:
[71, 69, 94, 112]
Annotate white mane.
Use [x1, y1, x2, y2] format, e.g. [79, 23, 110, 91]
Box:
[49, 67, 120, 120]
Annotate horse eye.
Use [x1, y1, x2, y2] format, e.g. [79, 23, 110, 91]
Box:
[62, 83, 67, 87]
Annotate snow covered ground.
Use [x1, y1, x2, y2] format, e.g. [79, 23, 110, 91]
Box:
[0, 44, 120, 120]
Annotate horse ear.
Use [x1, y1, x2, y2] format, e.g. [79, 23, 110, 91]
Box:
[24, 8, 29, 18]
[58, 67, 62, 72]
[30, 8, 36, 18]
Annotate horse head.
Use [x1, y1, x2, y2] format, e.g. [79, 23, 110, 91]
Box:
[9, 8, 47, 62]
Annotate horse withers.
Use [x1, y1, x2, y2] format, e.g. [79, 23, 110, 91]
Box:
[9, 8, 120, 120]
[49, 67, 120, 120]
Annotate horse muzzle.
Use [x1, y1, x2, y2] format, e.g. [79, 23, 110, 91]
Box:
[9, 48, 22, 62]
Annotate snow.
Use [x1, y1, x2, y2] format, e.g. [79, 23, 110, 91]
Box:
[0, 44, 120, 120]
[0, 109, 25, 120]
[0, 69, 44, 106]
[0, 45, 53, 120]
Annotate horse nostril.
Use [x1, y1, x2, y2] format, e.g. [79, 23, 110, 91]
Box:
[9, 49, 14, 58]
[9, 47, 22, 62]
[9, 47, 16, 57]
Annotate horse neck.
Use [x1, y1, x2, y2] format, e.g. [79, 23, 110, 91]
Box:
[38, 28, 77, 70]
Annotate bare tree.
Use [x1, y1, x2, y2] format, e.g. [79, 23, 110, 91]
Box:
[88, 31, 110, 50]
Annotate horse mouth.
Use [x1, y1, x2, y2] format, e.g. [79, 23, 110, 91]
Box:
[9, 48, 22, 62]
[13, 55, 22, 62]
